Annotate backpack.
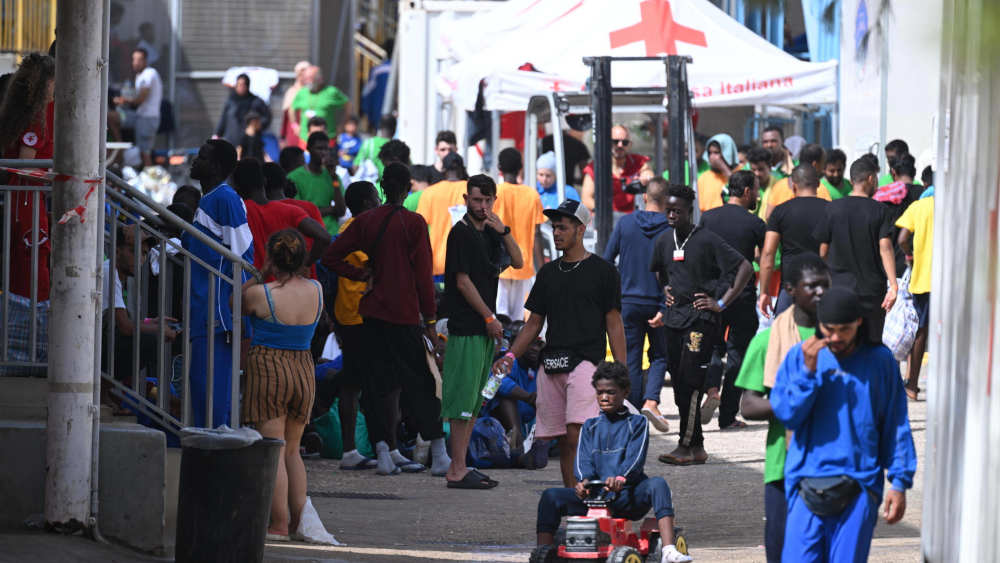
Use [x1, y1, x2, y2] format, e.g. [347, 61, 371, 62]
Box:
[466, 417, 514, 469]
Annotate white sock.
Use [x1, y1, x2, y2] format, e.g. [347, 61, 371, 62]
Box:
[430, 436, 448, 458]
[340, 449, 364, 465]
[389, 449, 415, 466]
[375, 441, 397, 475]
[430, 437, 451, 475]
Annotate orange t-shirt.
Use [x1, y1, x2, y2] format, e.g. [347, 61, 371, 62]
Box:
[495, 182, 545, 281]
[696, 170, 726, 212]
[767, 177, 833, 210]
[416, 180, 468, 276]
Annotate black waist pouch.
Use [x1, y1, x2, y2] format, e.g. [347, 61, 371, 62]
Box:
[798, 476, 862, 516]
[540, 348, 584, 375]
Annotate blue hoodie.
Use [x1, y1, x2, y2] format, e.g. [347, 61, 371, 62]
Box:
[603, 210, 670, 306]
[574, 410, 649, 486]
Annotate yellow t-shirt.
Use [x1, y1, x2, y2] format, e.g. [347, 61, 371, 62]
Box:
[767, 177, 833, 210]
[495, 182, 545, 281]
[895, 196, 934, 294]
[696, 170, 726, 212]
[334, 218, 368, 326]
[416, 180, 468, 277]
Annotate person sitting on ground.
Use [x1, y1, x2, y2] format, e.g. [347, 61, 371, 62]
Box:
[240, 230, 334, 543]
[695, 133, 739, 213]
[535, 151, 580, 211]
[535, 361, 693, 563]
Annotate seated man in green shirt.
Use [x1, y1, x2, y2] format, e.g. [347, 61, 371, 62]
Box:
[292, 65, 350, 144]
[734, 252, 831, 563]
[287, 131, 346, 235]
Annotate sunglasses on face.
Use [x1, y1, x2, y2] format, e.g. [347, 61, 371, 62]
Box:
[612, 139, 631, 146]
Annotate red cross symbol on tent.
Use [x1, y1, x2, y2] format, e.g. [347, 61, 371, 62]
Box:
[609, 0, 707, 55]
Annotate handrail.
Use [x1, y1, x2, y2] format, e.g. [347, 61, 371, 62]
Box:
[104, 170, 262, 281]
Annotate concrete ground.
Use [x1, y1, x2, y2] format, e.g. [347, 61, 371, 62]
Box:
[0, 374, 925, 563]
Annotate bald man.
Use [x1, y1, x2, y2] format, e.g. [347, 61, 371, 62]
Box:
[581, 124, 654, 214]
[291, 65, 351, 144]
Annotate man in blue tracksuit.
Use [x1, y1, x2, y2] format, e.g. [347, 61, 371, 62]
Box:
[603, 177, 671, 431]
[535, 362, 691, 563]
[771, 286, 917, 562]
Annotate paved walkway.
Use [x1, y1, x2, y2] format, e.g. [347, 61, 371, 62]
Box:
[0, 375, 925, 562]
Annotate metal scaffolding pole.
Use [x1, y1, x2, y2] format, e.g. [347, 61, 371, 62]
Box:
[44, 0, 103, 530]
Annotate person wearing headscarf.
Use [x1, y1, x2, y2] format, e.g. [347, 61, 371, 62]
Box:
[535, 151, 580, 210]
[771, 286, 916, 563]
[695, 133, 738, 213]
[783, 135, 807, 163]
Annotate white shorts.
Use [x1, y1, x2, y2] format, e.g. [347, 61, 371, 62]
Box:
[497, 277, 533, 321]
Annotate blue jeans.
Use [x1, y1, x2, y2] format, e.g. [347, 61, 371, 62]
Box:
[536, 476, 675, 534]
[621, 302, 669, 406]
[782, 486, 878, 563]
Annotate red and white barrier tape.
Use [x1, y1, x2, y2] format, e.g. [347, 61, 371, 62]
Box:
[1, 166, 103, 224]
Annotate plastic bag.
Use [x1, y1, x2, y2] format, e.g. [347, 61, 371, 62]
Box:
[466, 417, 514, 469]
[311, 400, 374, 459]
[293, 496, 343, 546]
[179, 425, 262, 450]
[883, 268, 920, 362]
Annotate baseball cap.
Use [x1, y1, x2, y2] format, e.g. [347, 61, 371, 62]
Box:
[543, 199, 591, 226]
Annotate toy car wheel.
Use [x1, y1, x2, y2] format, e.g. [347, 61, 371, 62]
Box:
[608, 545, 643, 563]
[675, 533, 688, 555]
[529, 544, 559, 563]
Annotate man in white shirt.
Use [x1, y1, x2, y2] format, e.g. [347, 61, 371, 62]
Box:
[114, 48, 162, 168]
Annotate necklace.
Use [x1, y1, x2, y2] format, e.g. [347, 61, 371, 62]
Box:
[557, 253, 589, 273]
[673, 226, 696, 251]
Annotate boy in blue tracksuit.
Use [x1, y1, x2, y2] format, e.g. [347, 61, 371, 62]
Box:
[771, 286, 916, 562]
[536, 362, 692, 563]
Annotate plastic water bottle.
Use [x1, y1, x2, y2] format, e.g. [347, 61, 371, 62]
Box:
[481, 369, 505, 400]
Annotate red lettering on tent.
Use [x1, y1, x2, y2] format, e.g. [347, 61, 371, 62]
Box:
[609, 0, 707, 56]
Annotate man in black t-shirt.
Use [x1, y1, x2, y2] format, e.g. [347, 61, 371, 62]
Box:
[814, 157, 897, 342]
[440, 174, 524, 489]
[493, 199, 625, 487]
[759, 164, 830, 317]
[698, 171, 765, 429]
[649, 184, 752, 465]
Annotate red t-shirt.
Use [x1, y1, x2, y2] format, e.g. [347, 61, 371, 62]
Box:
[583, 153, 650, 213]
[4, 114, 53, 300]
[280, 198, 323, 278]
[244, 199, 308, 272]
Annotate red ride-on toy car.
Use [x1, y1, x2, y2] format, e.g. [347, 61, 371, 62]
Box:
[529, 480, 689, 563]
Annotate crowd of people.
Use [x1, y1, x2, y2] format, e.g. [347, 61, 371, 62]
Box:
[2, 47, 931, 562]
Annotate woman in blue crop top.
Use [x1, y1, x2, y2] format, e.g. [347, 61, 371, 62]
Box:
[239, 229, 324, 541]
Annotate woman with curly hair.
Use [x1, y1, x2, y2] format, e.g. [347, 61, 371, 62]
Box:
[0, 52, 55, 373]
[238, 229, 332, 542]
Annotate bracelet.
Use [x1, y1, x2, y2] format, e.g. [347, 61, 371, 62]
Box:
[425, 318, 437, 325]
[484, 315, 496, 325]
[717, 299, 727, 311]
[504, 351, 515, 360]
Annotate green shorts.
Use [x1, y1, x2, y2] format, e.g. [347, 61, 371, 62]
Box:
[440, 334, 494, 420]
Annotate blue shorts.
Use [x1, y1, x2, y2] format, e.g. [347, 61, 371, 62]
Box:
[134, 115, 160, 151]
[912, 292, 930, 329]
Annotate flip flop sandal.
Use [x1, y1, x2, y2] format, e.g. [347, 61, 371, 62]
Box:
[720, 420, 748, 431]
[375, 464, 402, 476]
[446, 470, 497, 489]
[396, 461, 427, 473]
[340, 456, 377, 470]
[469, 468, 498, 485]
[641, 407, 671, 432]
[658, 453, 696, 466]
[700, 395, 721, 425]
[266, 532, 290, 542]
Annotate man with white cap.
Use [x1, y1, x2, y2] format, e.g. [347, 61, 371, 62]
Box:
[535, 151, 580, 210]
[493, 199, 626, 487]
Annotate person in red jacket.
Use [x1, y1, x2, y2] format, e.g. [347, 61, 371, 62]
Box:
[321, 162, 451, 477]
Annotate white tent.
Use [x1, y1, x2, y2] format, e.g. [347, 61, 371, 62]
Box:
[437, 0, 837, 112]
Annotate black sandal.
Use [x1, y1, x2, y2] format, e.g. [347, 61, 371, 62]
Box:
[446, 470, 498, 489]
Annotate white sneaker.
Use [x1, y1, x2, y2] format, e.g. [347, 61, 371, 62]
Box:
[662, 544, 693, 563]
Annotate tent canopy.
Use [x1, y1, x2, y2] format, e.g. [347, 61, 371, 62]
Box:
[437, 0, 837, 112]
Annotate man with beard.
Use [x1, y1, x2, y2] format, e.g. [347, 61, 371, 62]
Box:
[440, 175, 523, 489]
[736, 253, 831, 563]
[493, 200, 626, 487]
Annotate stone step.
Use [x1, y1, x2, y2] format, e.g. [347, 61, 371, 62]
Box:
[0, 377, 47, 420]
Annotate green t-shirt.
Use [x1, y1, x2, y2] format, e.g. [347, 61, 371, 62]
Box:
[287, 166, 341, 234]
[403, 190, 423, 212]
[292, 85, 349, 142]
[821, 177, 852, 199]
[734, 324, 815, 484]
[355, 136, 390, 178]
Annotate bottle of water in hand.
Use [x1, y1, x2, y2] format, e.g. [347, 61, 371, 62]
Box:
[481, 369, 505, 400]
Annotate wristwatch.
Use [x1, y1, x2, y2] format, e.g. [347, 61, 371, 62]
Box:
[502, 226, 511, 236]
